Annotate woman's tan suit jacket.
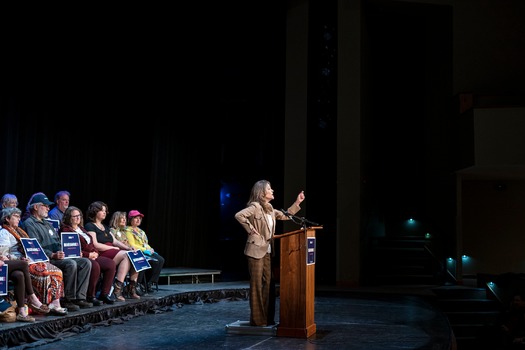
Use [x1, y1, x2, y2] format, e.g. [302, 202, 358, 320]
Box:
[235, 202, 301, 259]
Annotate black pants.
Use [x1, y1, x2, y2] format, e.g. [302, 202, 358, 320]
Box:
[138, 252, 165, 285]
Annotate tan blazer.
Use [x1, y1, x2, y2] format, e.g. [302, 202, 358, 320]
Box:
[235, 202, 301, 259]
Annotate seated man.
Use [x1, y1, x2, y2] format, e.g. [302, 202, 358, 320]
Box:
[48, 190, 70, 222]
[20, 193, 93, 311]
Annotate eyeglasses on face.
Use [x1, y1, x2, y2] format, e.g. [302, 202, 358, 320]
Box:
[71, 214, 82, 218]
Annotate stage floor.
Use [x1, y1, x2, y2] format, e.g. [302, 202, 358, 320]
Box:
[1, 281, 454, 350]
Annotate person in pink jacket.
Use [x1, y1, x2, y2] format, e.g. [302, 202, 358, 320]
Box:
[235, 180, 305, 327]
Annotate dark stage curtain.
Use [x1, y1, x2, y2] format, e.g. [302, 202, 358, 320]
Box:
[0, 94, 220, 271]
[147, 117, 221, 270]
[1, 1, 284, 276]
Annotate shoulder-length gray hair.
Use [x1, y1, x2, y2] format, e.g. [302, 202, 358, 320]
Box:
[1, 207, 22, 224]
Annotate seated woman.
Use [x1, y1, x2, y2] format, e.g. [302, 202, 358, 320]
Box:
[125, 210, 165, 292]
[0, 256, 47, 322]
[84, 201, 140, 301]
[109, 211, 130, 246]
[0, 207, 67, 316]
[109, 211, 145, 296]
[1, 193, 18, 209]
[60, 206, 116, 305]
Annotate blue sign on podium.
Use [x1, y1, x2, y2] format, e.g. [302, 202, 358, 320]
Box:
[307, 237, 316, 265]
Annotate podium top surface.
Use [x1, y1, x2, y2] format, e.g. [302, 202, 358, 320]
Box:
[274, 226, 322, 239]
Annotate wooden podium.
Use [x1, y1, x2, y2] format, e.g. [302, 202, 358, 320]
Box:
[274, 226, 322, 338]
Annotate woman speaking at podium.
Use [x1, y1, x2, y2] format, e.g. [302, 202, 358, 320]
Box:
[235, 180, 305, 327]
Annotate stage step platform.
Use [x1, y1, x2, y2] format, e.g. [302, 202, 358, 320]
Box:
[225, 320, 278, 336]
[159, 267, 222, 284]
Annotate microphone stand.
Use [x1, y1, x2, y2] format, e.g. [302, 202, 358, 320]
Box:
[287, 213, 320, 229]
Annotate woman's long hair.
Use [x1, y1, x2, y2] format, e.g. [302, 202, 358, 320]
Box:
[247, 180, 273, 213]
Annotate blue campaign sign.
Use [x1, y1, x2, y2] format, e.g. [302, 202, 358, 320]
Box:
[61, 233, 82, 258]
[45, 219, 60, 234]
[0, 265, 7, 296]
[126, 250, 152, 272]
[20, 238, 49, 263]
[307, 237, 316, 265]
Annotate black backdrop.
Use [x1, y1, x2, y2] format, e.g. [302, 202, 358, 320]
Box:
[1, 2, 287, 280]
[2, 1, 464, 286]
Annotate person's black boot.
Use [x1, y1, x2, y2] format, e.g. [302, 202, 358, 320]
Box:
[99, 294, 115, 305]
